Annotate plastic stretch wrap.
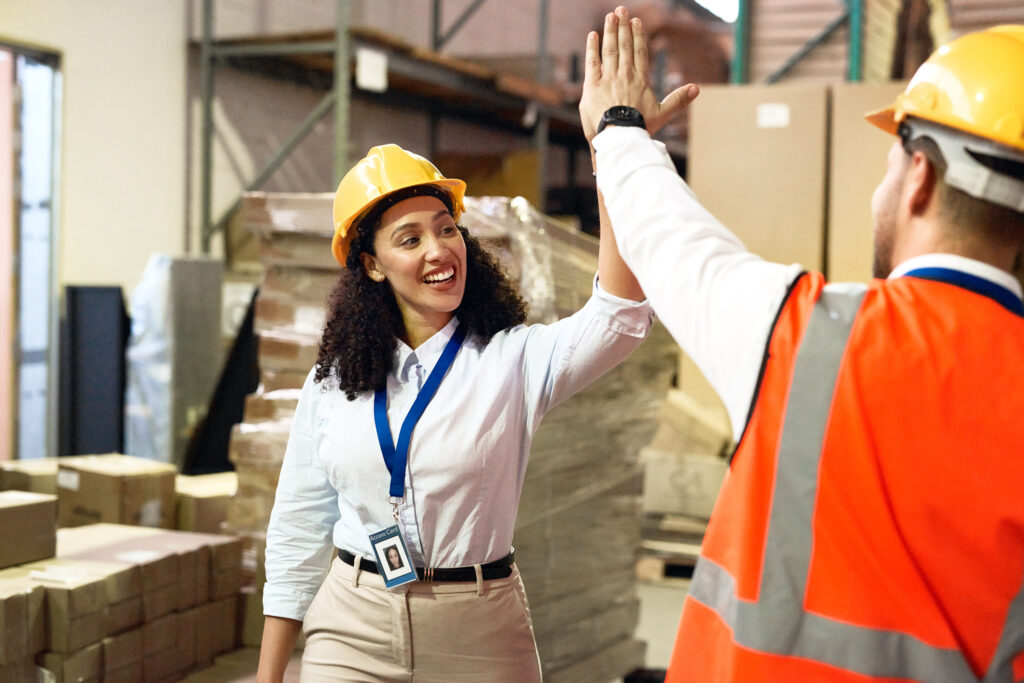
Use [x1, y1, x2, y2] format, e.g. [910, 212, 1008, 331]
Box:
[231, 192, 676, 680]
[124, 255, 223, 467]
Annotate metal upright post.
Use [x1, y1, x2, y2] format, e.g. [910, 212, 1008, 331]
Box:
[199, 0, 215, 253]
[731, 0, 750, 84]
[534, 0, 550, 212]
[334, 0, 351, 187]
[848, 0, 864, 82]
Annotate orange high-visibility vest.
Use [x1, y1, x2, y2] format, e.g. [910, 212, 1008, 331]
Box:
[667, 271, 1024, 682]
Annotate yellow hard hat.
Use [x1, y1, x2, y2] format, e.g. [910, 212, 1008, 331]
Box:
[332, 144, 467, 266]
[865, 25, 1024, 153]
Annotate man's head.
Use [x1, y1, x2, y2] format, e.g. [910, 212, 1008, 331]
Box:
[866, 25, 1024, 277]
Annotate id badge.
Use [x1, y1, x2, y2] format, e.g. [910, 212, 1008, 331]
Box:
[369, 525, 418, 589]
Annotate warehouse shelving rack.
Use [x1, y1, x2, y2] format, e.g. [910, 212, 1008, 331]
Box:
[194, 0, 598, 254]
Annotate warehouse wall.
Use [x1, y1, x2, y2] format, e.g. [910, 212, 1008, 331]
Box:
[0, 0, 188, 295]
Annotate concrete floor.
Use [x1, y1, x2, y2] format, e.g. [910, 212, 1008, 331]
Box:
[182, 581, 690, 682]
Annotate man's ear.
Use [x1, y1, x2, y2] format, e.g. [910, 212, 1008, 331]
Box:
[904, 150, 938, 216]
[360, 253, 385, 282]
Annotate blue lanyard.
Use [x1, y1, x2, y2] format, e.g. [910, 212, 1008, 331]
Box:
[374, 324, 466, 498]
[903, 267, 1024, 317]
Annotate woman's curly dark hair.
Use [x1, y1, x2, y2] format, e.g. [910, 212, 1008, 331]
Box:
[314, 190, 527, 400]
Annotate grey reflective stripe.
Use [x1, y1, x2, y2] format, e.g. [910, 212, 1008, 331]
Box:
[984, 578, 1024, 682]
[689, 283, 979, 682]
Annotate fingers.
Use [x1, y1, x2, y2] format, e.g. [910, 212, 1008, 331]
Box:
[631, 17, 649, 76]
[616, 7, 634, 73]
[601, 11, 618, 71]
[584, 31, 601, 83]
[660, 84, 701, 116]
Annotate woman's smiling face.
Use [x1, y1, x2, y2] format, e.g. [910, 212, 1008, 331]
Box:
[360, 195, 467, 343]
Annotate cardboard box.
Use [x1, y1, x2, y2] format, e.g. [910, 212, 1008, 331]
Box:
[142, 612, 181, 681]
[102, 627, 142, 681]
[689, 84, 830, 273]
[0, 660, 38, 681]
[0, 458, 58, 494]
[827, 82, 908, 283]
[175, 471, 237, 534]
[0, 491, 57, 569]
[36, 640, 102, 683]
[238, 586, 264, 647]
[56, 455, 176, 529]
[640, 449, 728, 519]
[57, 525, 180, 622]
[0, 576, 45, 665]
[7, 559, 127, 653]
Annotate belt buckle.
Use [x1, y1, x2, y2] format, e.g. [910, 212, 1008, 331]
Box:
[424, 566, 434, 582]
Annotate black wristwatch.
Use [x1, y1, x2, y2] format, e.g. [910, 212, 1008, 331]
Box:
[596, 106, 646, 134]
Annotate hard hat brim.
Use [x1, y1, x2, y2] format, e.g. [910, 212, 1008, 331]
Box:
[331, 178, 467, 267]
[865, 105, 899, 136]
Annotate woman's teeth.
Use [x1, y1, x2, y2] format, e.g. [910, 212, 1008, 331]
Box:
[424, 267, 455, 284]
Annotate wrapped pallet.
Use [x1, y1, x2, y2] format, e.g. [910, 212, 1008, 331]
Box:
[230, 192, 676, 678]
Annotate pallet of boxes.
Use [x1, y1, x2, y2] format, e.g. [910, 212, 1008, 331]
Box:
[636, 372, 732, 586]
[230, 192, 678, 681]
[0, 454, 244, 682]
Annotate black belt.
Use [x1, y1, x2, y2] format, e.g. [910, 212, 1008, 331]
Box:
[337, 548, 515, 582]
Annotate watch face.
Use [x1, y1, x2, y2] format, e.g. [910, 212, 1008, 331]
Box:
[598, 106, 645, 133]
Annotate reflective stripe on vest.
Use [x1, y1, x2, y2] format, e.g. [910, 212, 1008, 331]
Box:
[688, 283, 981, 682]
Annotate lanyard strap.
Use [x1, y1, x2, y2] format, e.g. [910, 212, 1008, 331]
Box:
[374, 324, 466, 498]
[903, 266, 1024, 317]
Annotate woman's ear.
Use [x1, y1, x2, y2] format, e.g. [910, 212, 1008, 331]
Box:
[360, 252, 386, 282]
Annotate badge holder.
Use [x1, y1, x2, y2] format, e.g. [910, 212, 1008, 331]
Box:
[369, 505, 418, 589]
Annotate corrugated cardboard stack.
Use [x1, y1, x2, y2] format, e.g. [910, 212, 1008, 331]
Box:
[0, 522, 242, 682]
[230, 192, 674, 678]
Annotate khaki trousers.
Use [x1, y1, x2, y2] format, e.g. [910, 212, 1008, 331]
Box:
[301, 555, 542, 682]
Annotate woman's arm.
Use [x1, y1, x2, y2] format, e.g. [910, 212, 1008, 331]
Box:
[256, 616, 301, 683]
[596, 171, 644, 302]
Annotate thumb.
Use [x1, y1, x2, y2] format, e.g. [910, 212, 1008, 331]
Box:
[660, 83, 699, 116]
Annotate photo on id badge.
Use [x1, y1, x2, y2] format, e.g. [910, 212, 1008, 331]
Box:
[370, 528, 416, 588]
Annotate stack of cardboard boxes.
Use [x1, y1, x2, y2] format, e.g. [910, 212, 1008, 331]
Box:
[0, 455, 244, 681]
[231, 192, 676, 680]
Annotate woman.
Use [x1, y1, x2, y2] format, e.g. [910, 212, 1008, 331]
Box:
[257, 143, 649, 682]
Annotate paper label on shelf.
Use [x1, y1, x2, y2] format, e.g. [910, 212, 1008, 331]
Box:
[757, 103, 791, 129]
[57, 469, 80, 491]
[356, 47, 388, 93]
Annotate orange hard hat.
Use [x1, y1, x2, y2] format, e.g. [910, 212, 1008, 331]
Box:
[331, 144, 466, 266]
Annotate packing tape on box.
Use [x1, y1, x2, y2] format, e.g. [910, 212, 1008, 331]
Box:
[139, 499, 162, 527]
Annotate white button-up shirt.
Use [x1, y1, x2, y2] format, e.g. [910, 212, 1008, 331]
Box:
[594, 126, 1024, 440]
[263, 279, 652, 621]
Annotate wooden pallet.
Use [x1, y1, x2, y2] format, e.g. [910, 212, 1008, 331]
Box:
[637, 539, 702, 585]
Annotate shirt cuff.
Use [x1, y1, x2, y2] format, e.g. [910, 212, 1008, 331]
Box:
[263, 582, 319, 622]
[592, 275, 654, 338]
[593, 127, 674, 185]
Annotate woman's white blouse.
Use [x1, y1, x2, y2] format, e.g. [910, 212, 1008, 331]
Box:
[263, 278, 653, 620]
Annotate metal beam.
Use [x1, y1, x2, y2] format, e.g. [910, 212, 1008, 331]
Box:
[435, 0, 490, 50]
[765, 9, 850, 84]
[210, 41, 336, 59]
[731, 0, 750, 83]
[203, 91, 337, 241]
[534, 0, 550, 211]
[199, 0, 215, 253]
[847, 0, 864, 81]
[334, 0, 350, 186]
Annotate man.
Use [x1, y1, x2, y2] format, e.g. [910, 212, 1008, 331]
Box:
[581, 7, 1024, 681]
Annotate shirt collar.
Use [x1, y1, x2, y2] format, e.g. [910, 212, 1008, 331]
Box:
[393, 316, 461, 383]
[889, 253, 1023, 301]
